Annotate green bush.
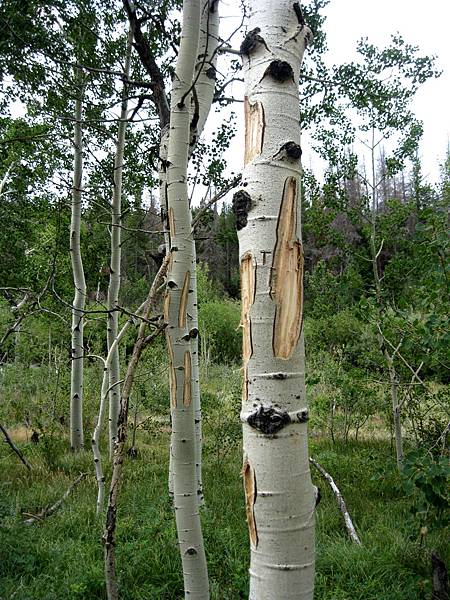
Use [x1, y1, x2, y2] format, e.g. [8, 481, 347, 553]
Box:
[199, 300, 241, 364]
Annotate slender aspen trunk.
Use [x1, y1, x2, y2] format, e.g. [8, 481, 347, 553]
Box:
[369, 133, 404, 471]
[190, 0, 219, 507]
[107, 28, 133, 457]
[164, 1, 209, 597]
[104, 260, 168, 600]
[70, 73, 86, 451]
[92, 298, 146, 514]
[236, 4, 315, 598]
[168, 0, 219, 505]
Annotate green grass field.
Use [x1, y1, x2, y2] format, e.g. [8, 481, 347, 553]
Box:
[0, 364, 448, 599]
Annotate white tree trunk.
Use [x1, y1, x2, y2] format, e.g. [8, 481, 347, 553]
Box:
[236, 4, 315, 598]
[164, 0, 209, 597]
[168, 0, 220, 505]
[107, 28, 133, 457]
[188, 0, 219, 507]
[70, 74, 87, 451]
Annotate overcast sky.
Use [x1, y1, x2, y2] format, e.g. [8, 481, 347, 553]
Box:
[212, 0, 450, 193]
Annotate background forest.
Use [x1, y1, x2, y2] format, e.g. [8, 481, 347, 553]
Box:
[0, 1, 448, 599]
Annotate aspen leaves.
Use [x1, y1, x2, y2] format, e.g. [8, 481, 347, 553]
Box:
[270, 177, 304, 359]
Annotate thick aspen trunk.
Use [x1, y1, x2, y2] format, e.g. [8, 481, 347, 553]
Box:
[107, 28, 133, 457]
[236, 4, 315, 598]
[164, 1, 209, 597]
[70, 75, 86, 451]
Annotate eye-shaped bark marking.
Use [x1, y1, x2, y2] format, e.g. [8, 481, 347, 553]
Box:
[244, 97, 265, 166]
[247, 405, 291, 434]
[178, 270, 190, 328]
[243, 457, 258, 548]
[167, 336, 177, 408]
[264, 60, 294, 83]
[270, 177, 304, 359]
[241, 253, 255, 401]
[183, 350, 191, 407]
[233, 190, 252, 231]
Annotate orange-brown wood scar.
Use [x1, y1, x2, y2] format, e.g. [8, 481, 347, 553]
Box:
[183, 350, 192, 407]
[167, 337, 177, 408]
[243, 457, 258, 548]
[241, 253, 256, 371]
[178, 270, 190, 328]
[244, 97, 265, 166]
[270, 176, 304, 359]
[168, 207, 176, 236]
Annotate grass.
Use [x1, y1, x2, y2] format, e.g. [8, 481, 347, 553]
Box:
[0, 363, 448, 599]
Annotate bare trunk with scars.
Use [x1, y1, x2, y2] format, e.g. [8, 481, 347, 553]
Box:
[236, 3, 315, 598]
[70, 74, 86, 451]
[164, 0, 209, 597]
[167, 0, 220, 505]
[107, 28, 133, 457]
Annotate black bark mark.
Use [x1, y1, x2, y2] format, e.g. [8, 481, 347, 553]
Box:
[264, 60, 294, 83]
[240, 28, 268, 56]
[233, 190, 252, 230]
[247, 405, 291, 434]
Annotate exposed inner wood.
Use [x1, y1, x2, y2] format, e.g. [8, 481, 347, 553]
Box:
[178, 270, 190, 328]
[270, 176, 304, 359]
[243, 457, 258, 548]
[183, 350, 192, 407]
[168, 206, 176, 236]
[244, 97, 265, 166]
[164, 291, 170, 322]
[241, 252, 255, 368]
[167, 336, 177, 408]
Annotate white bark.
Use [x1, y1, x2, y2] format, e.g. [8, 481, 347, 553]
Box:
[92, 300, 145, 514]
[189, 0, 219, 507]
[309, 458, 361, 545]
[168, 0, 220, 505]
[70, 74, 87, 451]
[165, 1, 209, 597]
[237, 4, 315, 598]
[107, 28, 133, 457]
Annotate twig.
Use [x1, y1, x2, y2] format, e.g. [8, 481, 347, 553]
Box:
[310, 457, 361, 545]
[0, 423, 32, 470]
[23, 472, 87, 524]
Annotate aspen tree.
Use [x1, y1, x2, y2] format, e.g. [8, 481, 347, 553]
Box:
[164, 0, 209, 596]
[70, 72, 86, 451]
[167, 0, 220, 505]
[107, 28, 133, 456]
[235, 3, 315, 598]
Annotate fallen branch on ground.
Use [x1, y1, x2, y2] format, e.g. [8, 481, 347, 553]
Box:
[0, 423, 32, 470]
[310, 457, 361, 545]
[23, 472, 87, 524]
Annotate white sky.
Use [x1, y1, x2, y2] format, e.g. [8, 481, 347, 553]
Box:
[211, 0, 450, 195]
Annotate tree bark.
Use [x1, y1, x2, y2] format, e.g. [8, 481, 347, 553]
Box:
[164, 1, 209, 597]
[309, 457, 361, 545]
[70, 72, 87, 451]
[103, 258, 168, 600]
[236, 4, 315, 598]
[107, 27, 133, 457]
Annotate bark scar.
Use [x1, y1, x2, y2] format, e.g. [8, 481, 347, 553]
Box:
[270, 177, 304, 359]
[243, 457, 258, 548]
[244, 97, 265, 166]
